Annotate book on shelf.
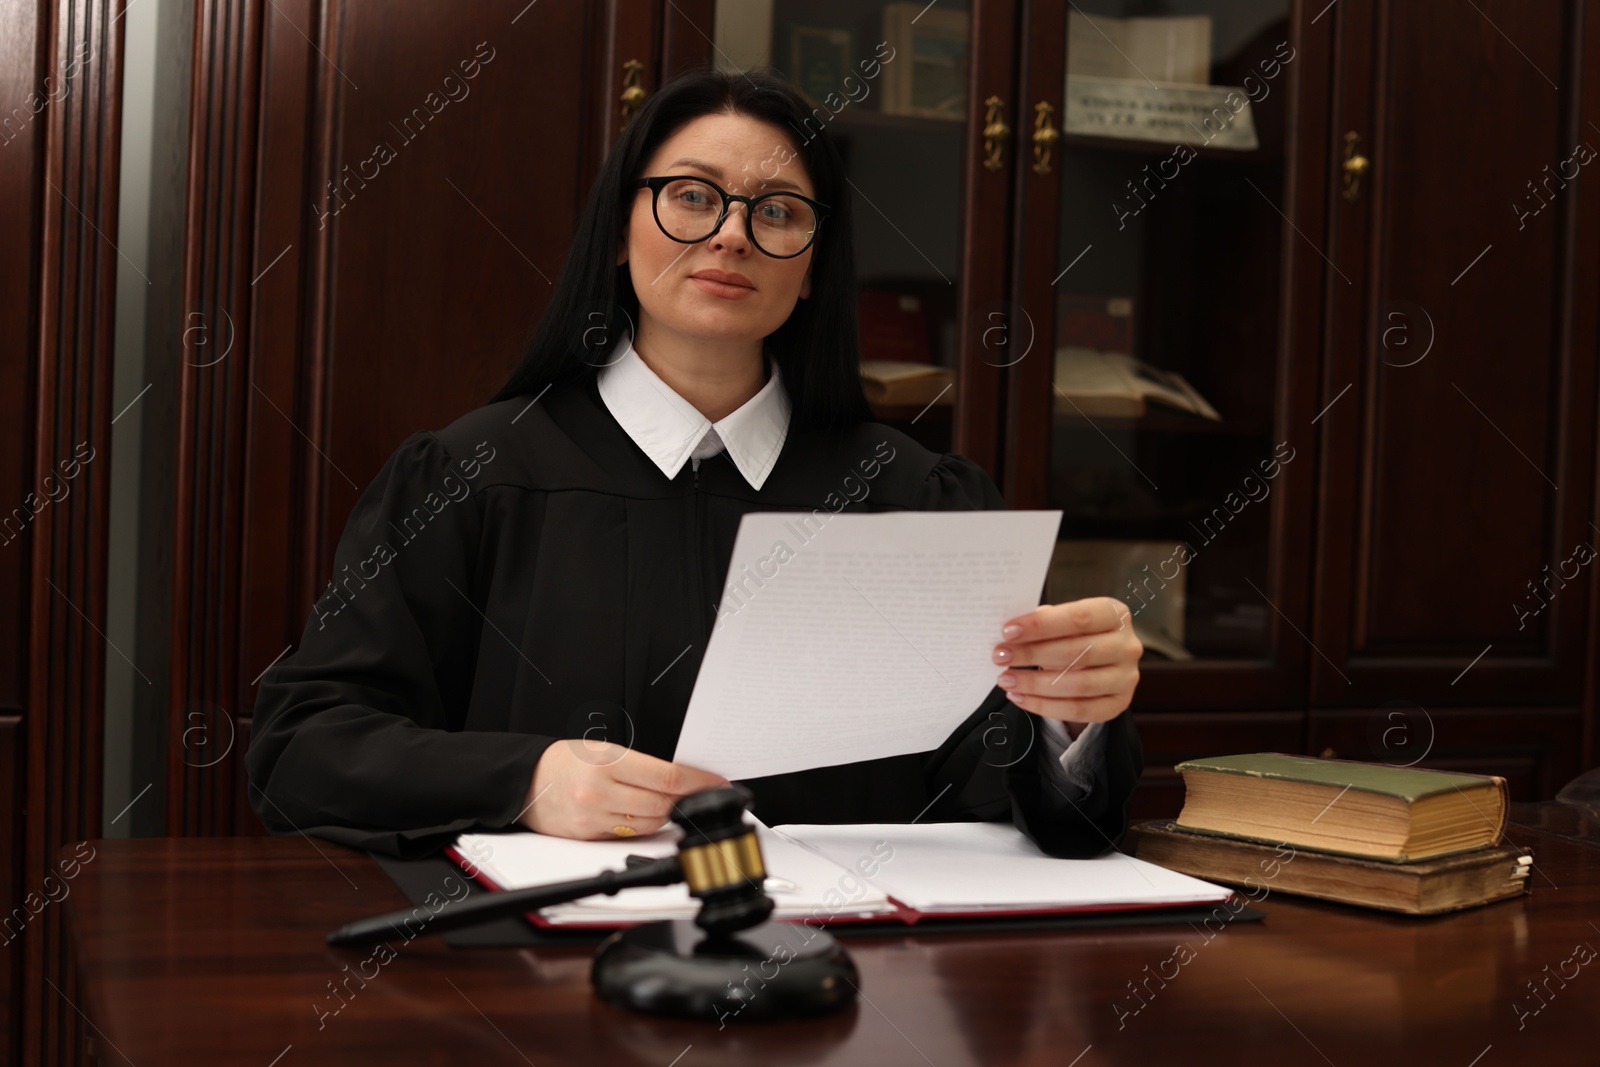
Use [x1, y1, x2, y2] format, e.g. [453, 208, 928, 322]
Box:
[858, 288, 931, 363]
[446, 820, 1232, 929]
[1054, 347, 1222, 422]
[1058, 294, 1134, 354]
[881, 2, 967, 119]
[859, 360, 953, 406]
[786, 23, 855, 109]
[711, 0, 774, 73]
[1173, 753, 1509, 862]
[1125, 820, 1532, 915]
[1067, 12, 1212, 86]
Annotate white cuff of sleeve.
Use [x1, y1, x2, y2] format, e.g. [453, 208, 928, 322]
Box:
[1037, 718, 1108, 798]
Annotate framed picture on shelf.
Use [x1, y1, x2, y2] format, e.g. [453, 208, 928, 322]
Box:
[881, 3, 967, 119]
[786, 24, 854, 109]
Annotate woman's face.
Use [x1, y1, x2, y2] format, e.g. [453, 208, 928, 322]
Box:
[619, 111, 817, 351]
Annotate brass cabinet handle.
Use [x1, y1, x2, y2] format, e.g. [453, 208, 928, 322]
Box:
[1031, 101, 1059, 175]
[982, 96, 1009, 171]
[620, 60, 647, 125]
[1342, 131, 1370, 201]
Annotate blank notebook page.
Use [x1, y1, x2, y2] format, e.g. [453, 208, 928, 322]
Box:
[773, 822, 1232, 913]
[453, 823, 894, 924]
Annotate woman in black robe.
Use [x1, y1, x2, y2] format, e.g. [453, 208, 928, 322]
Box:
[245, 67, 1145, 860]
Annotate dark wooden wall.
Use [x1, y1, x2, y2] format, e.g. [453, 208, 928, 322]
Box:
[0, 0, 38, 1049]
[0, 1, 125, 1064]
[146, 0, 632, 838]
[1309, 0, 1599, 794]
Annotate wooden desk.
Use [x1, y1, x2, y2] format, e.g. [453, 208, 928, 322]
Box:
[65, 810, 1600, 1066]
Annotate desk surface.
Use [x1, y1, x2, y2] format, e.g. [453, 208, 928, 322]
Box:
[65, 809, 1600, 1067]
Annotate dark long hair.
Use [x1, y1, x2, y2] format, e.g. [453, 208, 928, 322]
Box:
[489, 66, 874, 433]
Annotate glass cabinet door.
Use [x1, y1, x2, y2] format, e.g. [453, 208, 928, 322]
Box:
[1006, 2, 1325, 708]
[691, 0, 1011, 460]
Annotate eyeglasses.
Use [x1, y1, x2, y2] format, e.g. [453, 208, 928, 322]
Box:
[633, 175, 829, 259]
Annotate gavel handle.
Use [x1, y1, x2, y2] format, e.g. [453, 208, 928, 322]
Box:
[326, 855, 684, 947]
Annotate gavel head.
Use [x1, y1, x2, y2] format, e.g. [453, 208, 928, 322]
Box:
[670, 784, 775, 935]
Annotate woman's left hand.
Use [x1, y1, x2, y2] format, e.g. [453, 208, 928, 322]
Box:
[992, 597, 1143, 739]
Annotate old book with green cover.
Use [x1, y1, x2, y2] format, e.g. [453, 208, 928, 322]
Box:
[1126, 820, 1531, 915]
[1172, 753, 1508, 862]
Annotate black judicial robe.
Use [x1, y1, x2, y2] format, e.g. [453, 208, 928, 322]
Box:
[245, 373, 1143, 859]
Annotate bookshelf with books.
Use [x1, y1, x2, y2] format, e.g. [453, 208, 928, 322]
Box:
[1011, 3, 1304, 695]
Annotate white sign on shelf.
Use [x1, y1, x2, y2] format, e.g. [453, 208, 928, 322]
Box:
[1064, 74, 1260, 151]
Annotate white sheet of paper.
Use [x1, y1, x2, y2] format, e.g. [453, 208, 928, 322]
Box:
[773, 822, 1233, 912]
[672, 509, 1063, 779]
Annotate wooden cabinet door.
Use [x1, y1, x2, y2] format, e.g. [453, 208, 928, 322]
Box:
[1313, 0, 1600, 715]
[1003, 1, 1334, 711]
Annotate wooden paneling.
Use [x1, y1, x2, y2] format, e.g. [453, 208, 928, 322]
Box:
[1308, 707, 1584, 801]
[659, 0, 707, 78]
[1315, 0, 1600, 706]
[953, 0, 1020, 473]
[0, 2, 38, 731]
[612, 0, 664, 147]
[1133, 703, 1584, 818]
[1127, 711, 1306, 821]
[0, 0, 39, 1039]
[156, 0, 603, 835]
[1003, 0, 1065, 510]
[15, 1, 125, 1063]
[162, 0, 262, 837]
[0, 718, 19, 1065]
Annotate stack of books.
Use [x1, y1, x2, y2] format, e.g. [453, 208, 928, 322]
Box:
[1125, 753, 1533, 915]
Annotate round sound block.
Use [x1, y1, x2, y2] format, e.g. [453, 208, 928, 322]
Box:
[591, 919, 858, 1022]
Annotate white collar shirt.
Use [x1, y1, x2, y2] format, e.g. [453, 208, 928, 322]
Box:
[595, 335, 790, 491]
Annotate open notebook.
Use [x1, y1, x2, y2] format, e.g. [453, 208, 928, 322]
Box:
[445, 820, 1232, 928]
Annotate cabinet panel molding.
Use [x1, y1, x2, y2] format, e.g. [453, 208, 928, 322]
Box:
[153, 0, 600, 836]
[1307, 706, 1583, 801]
[1314, 0, 1599, 707]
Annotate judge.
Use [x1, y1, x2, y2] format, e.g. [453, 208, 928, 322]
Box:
[245, 66, 1145, 860]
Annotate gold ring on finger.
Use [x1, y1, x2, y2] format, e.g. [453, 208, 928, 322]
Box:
[611, 824, 637, 838]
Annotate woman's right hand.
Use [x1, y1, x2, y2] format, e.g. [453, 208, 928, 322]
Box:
[517, 739, 729, 839]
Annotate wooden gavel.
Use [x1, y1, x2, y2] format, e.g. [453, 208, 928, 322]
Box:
[326, 784, 773, 947]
